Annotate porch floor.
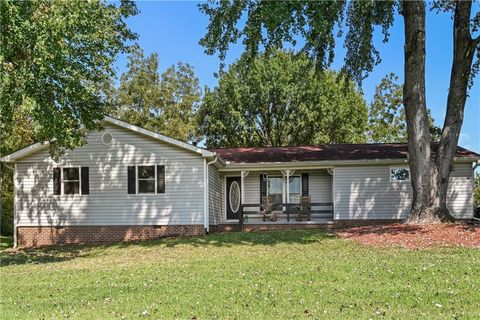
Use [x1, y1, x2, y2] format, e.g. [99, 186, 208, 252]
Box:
[223, 217, 334, 225]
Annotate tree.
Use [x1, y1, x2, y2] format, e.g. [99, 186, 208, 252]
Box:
[199, 0, 480, 223]
[0, 0, 137, 157]
[368, 73, 442, 143]
[198, 50, 368, 148]
[0, 103, 36, 235]
[112, 47, 162, 129]
[112, 48, 201, 142]
[1, 0, 137, 234]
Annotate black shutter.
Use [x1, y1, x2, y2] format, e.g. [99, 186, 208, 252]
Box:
[81, 167, 89, 195]
[302, 173, 309, 197]
[260, 174, 267, 202]
[128, 166, 136, 194]
[157, 165, 165, 194]
[53, 168, 61, 195]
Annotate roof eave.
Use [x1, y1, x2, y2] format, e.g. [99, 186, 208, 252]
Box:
[218, 157, 479, 171]
[0, 143, 50, 163]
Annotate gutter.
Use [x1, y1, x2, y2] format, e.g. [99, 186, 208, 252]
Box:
[204, 155, 218, 233]
[217, 157, 480, 172]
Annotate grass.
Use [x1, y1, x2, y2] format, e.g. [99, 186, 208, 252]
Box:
[0, 230, 479, 319]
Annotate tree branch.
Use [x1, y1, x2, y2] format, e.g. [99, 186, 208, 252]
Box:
[472, 35, 480, 48]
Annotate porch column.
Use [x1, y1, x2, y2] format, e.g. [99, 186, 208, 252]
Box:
[240, 170, 249, 203]
[286, 170, 290, 204]
[281, 169, 294, 204]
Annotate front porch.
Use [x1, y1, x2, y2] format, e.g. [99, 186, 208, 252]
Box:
[220, 167, 334, 225]
[240, 202, 334, 224]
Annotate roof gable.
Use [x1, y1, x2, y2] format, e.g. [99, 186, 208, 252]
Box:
[0, 116, 215, 162]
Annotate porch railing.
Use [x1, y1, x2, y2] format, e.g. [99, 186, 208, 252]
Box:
[239, 202, 334, 224]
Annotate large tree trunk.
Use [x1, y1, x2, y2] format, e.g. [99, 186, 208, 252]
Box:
[429, 1, 477, 221]
[403, 0, 478, 224]
[402, 1, 436, 224]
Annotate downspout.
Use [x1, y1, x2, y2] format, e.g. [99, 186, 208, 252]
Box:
[204, 155, 218, 233]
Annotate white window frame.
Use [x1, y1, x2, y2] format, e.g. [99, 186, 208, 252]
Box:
[390, 166, 411, 182]
[136, 165, 157, 195]
[61, 166, 82, 195]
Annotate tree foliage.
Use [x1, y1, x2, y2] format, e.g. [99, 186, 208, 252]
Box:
[112, 48, 201, 142]
[198, 50, 368, 148]
[200, 0, 395, 83]
[368, 73, 441, 143]
[0, 0, 137, 157]
[0, 104, 36, 235]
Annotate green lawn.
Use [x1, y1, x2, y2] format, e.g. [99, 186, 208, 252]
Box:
[1, 230, 479, 319]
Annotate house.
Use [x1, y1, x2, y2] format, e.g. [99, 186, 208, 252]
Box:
[1, 116, 479, 247]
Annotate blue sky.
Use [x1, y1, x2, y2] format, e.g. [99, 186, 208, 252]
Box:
[115, 1, 479, 153]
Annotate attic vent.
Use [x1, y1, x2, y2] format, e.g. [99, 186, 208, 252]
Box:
[101, 132, 113, 145]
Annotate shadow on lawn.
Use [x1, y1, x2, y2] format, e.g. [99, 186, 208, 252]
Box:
[145, 228, 335, 248]
[0, 229, 335, 267]
[0, 244, 97, 267]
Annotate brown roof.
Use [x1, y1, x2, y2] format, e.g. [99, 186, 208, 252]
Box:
[209, 143, 480, 164]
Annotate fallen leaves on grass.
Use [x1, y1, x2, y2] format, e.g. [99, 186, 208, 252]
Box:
[335, 223, 479, 249]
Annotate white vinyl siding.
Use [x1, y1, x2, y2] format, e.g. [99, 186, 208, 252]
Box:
[309, 170, 333, 203]
[333, 164, 473, 220]
[208, 166, 223, 225]
[15, 123, 205, 226]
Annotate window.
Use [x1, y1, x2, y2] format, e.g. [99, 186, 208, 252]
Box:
[267, 176, 283, 204]
[288, 176, 301, 203]
[127, 165, 165, 195]
[138, 166, 156, 194]
[53, 167, 89, 195]
[63, 167, 80, 194]
[390, 167, 410, 182]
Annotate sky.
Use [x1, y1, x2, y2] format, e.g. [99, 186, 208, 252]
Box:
[114, 1, 479, 153]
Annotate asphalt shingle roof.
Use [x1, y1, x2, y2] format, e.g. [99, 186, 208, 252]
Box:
[209, 143, 480, 164]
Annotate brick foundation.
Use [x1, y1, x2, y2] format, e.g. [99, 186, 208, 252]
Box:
[17, 225, 205, 248]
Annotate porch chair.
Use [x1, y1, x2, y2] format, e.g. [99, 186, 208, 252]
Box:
[296, 196, 311, 222]
[261, 196, 277, 222]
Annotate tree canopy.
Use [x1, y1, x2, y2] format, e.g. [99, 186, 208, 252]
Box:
[111, 48, 201, 142]
[368, 73, 441, 143]
[198, 50, 368, 148]
[200, 1, 396, 83]
[0, 0, 138, 157]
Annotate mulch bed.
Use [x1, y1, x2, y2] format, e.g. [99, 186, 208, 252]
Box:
[335, 223, 480, 249]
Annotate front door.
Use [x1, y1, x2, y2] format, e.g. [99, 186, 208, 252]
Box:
[226, 177, 241, 220]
